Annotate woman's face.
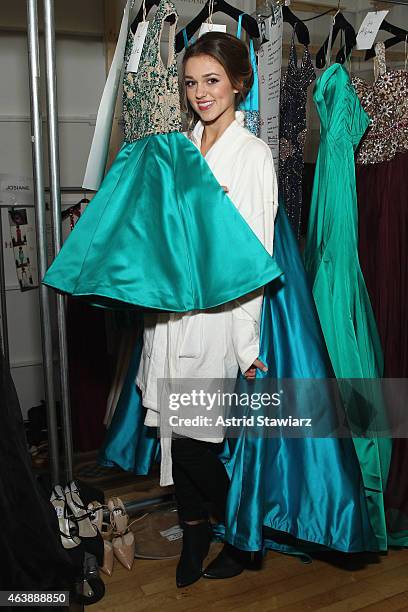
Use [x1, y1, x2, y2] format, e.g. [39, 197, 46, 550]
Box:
[184, 54, 238, 124]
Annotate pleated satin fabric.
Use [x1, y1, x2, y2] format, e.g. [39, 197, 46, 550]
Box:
[305, 64, 391, 551]
[100, 205, 379, 554]
[43, 132, 281, 311]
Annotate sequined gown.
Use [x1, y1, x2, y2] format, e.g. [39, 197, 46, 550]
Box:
[279, 37, 316, 239]
[353, 43, 408, 547]
[43, 0, 281, 311]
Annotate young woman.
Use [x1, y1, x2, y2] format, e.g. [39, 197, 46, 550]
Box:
[135, 32, 279, 588]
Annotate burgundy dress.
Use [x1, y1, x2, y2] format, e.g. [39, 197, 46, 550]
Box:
[352, 43, 408, 544]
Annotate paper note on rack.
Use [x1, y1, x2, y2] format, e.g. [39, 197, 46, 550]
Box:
[356, 11, 388, 50]
[127, 21, 150, 73]
[198, 22, 227, 37]
[259, 9, 283, 175]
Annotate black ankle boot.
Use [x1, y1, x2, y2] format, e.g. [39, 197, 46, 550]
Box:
[203, 543, 261, 579]
[176, 520, 212, 588]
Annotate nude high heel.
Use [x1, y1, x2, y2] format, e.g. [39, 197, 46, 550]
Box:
[108, 497, 135, 571]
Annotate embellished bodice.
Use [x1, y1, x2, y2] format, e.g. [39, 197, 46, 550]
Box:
[352, 42, 408, 165]
[279, 38, 316, 238]
[123, 0, 182, 142]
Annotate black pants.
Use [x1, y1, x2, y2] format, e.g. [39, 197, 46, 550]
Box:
[171, 437, 230, 523]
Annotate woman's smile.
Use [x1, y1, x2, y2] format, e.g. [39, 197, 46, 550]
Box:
[197, 100, 215, 112]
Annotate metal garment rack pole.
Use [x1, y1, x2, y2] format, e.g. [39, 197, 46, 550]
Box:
[27, 0, 60, 485]
[0, 213, 10, 367]
[43, 0, 74, 483]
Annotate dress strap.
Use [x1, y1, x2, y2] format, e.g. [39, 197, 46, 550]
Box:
[374, 41, 386, 81]
[236, 13, 243, 40]
[405, 34, 408, 71]
[152, 0, 178, 69]
[182, 28, 195, 48]
[182, 28, 189, 48]
[289, 30, 298, 68]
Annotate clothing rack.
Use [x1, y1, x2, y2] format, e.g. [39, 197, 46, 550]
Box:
[18, 0, 407, 505]
[15, 0, 174, 516]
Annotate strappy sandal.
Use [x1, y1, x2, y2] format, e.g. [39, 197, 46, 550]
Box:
[64, 482, 97, 539]
[88, 501, 114, 576]
[50, 485, 81, 550]
[108, 497, 135, 571]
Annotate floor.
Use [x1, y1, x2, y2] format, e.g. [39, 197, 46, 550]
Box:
[71, 455, 408, 610]
[91, 545, 408, 611]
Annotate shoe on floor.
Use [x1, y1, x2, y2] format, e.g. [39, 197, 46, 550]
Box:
[176, 520, 212, 588]
[203, 543, 261, 579]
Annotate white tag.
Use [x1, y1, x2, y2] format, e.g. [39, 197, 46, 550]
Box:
[356, 11, 388, 50]
[55, 506, 64, 518]
[126, 21, 150, 73]
[160, 524, 183, 541]
[167, 532, 183, 542]
[198, 22, 227, 38]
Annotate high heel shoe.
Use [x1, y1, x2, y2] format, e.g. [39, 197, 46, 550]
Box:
[50, 485, 81, 550]
[176, 520, 212, 588]
[88, 501, 114, 577]
[108, 497, 135, 571]
[88, 500, 103, 532]
[65, 482, 98, 539]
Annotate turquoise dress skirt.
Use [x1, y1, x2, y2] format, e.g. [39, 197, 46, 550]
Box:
[100, 204, 379, 554]
[43, 133, 281, 311]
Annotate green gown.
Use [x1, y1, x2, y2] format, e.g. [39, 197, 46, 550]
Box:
[305, 63, 391, 551]
[42, 0, 281, 311]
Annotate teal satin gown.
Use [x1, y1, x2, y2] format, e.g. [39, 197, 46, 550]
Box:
[43, 132, 281, 311]
[99, 42, 379, 555]
[100, 204, 379, 554]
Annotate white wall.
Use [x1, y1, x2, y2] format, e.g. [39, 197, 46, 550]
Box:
[0, 1, 106, 417]
[0, 0, 255, 418]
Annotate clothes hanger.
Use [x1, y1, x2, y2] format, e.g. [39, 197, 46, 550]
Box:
[365, 20, 408, 60]
[175, 0, 260, 53]
[282, 6, 310, 46]
[316, 11, 357, 68]
[62, 198, 89, 229]
[131, 0, 175, 33]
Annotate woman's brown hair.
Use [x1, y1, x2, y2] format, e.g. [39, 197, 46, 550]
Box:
[181, 32, 254, 130]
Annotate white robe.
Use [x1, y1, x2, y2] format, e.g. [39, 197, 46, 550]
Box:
[136, 112, 279, 486]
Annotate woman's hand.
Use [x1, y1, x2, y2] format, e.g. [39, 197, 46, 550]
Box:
[244, 358, 268, 380]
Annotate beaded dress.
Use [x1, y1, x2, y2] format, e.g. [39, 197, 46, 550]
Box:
[279, 36, 315, 239]
[43, 0, 281, 311]
[353, 42, 408, 547]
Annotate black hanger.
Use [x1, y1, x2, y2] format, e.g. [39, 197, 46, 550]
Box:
[316, 12, 357, 69]
[282, 6, 310, 46]
[365, 20, 408, 60]
[131, 0, 175, 33]
[175, 0, 260, 53]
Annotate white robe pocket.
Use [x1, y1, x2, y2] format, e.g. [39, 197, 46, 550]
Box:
[179, 312, 203, 358]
